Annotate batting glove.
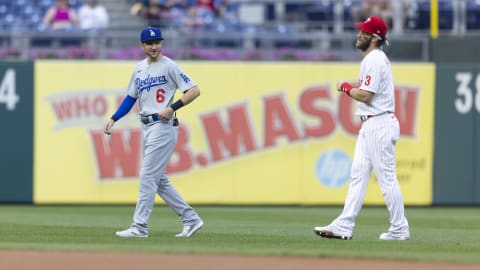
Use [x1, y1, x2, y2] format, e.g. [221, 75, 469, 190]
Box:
[340, 82, 353, 96]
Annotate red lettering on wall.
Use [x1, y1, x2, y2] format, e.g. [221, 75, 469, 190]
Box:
[395, 86, 418, 136]
[263, 94, 300, 147]
[167, 125, 194, 173]
[115, 94, 140, 114]
[92, 96, 107, 116]
[85, 83, 421, 178]
[201, 104, 257, 161]
[115, 95, 124, 107]
[90, 129, 141, 179]
[52, 100, 74, 121]
[75, 96, 93, 117]
[299, 85, 336, 138]
[338, 94, 361, 134]
[52, 95, 108, 121]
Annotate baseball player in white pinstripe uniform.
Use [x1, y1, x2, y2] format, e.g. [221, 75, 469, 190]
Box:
[104, 26, 203, 238]
[314, 16, 410, 240]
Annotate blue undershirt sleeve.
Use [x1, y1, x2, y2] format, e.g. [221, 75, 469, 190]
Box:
[111, 95, 136, 121]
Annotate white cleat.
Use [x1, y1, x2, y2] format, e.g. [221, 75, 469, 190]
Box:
[175, 221, 204, 237]
[313, 226, 352, 240]
[115, 226, 148, 238]
[379, 232, 410, 240]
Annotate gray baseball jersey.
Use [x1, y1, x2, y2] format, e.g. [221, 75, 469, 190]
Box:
[126, 56, 197, 116]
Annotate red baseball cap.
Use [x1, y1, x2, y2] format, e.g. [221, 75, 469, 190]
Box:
[355, 16, 388, 40]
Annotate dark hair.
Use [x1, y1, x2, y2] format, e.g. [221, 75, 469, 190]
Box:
[376, 38, 386, 48]
[143, 39, 162, 45]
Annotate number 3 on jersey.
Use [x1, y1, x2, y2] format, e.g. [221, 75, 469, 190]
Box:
[156, 88, 165, 103]
[364, 75, 371, 86]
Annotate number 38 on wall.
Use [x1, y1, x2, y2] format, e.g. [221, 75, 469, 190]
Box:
[0, 69, 19, 111]
[455, 72, 480, 114]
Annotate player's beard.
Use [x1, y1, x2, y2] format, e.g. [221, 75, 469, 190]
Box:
[356, 36, 372, 52]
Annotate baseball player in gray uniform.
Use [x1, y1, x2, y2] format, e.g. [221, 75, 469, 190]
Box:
[104, 26, 203, 238]
[314, 16, 410, 240]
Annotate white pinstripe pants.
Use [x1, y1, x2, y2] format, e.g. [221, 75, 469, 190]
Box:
[332, 113, 409, 236]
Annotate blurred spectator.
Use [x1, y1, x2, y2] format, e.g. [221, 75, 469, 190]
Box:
[369, 0, 393, 23]
[217, 0, 240, 23]
[130, 0, 189, 27]
[165, 0, 191, 25]
[181, 0, 220, 30]
[351, 0, 393, 26]
[402, 0, 418, 29]
[350, 0, 368, 22]
[196, 0, 217, 13]
[41, 0, 79, 31]
[78, 0, 110, 30]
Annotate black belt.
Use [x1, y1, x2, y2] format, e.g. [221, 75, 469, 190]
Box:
[140, 114, 179, 126]
[360, 111, 393, 122]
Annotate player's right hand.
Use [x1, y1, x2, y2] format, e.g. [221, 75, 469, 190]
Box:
[337, 81, 353, 96]
[104, 119, 115, 135]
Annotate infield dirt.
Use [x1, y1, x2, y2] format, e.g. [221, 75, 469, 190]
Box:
[1, 251, 479, 270]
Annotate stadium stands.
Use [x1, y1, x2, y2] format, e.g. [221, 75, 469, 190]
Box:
[467, 0, 480, 29]
[0, 1, 478, 32]
[0, 0, 478, 61]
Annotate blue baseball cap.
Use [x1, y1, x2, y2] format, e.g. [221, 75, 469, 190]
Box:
[140, 26, 164, 43]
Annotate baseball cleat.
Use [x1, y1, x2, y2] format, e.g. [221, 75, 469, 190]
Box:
[115, 226, 148, 238]
[175, 220, 204, 237]
[379, 232, 410, 240]
[313, 226, 352, 240]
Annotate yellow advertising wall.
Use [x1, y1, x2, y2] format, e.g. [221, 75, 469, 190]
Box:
[34, 61, 434, 205]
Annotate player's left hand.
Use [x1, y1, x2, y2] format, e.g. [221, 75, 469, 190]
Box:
[158, 107, 174, 121]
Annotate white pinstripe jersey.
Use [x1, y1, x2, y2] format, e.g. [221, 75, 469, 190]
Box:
[356, 49, 395, 116]
[126, 56, 197, 116]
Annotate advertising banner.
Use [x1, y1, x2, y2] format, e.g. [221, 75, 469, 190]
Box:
[34, 61, 434, 205]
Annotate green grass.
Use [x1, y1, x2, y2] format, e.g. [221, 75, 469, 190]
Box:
[0, 206, 479, 264]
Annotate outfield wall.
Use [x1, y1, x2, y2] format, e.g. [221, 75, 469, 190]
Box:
[433, 65, 480, 204]
[0, 62, 33, 203]
[0, 61, 477, 205]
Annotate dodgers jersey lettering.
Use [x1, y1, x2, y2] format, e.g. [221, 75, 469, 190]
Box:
[356, 48, 395, 116]
[126, 56, 197, 116]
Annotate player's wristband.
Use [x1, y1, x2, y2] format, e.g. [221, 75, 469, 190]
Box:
[110, 115, 118, 122]
[170, 99, 184, 111]
[340, 82, 353, 96]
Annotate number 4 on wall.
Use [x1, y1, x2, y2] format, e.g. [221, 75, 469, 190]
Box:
[0, 69, 19, 111]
